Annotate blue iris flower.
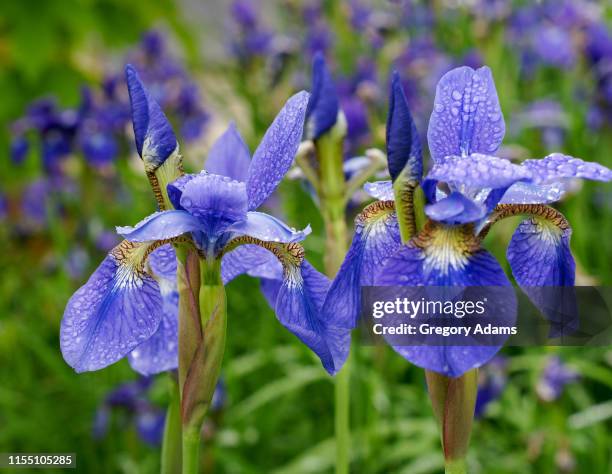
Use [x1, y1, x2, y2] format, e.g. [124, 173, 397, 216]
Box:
[61, 65, 347, 376]
[323, 66, 612, 377]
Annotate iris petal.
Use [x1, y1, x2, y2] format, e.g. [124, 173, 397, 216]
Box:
[500, 181, 568, 204]
[221, 244, 282, 284]
[205, 122, 251, 182]
[507, 218, 575, 286]
[522, 153, 612, 184]
[386, 71, 422, 183]
[507, 217, 576, 337]
[363, 180, 394, 201]
[376, 224, 513, 377]
[125, 65, 178, 169]
[60, 242, 163, 372]
[425, 192, 486, 225]
[276, 260, 349, 374]
[128, 284, 178, 376]
[227, 211, 311, 243]
[147, 244, 177, 281]
[180, 173, 248, 237]
[167, 174, 198, 210]
[116, 210, 202, 242]
[305, 52, 339, 140]
[322, 201, 401, 329]
[427, 154, 531, 191]
[247, 91, 310, 210]
[427, 66, 505, 162]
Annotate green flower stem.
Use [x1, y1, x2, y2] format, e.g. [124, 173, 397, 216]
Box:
[161, 376, 182, 474]
[175, 247, 227, 474]
[425, 369, 478, 474]
[175, 246, 202, 391]
[316, 130, 351, 474]
[181, 430, 201, 474]
[445, 459, 468, 474]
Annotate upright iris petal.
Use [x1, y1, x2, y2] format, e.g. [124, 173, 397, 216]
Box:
[60, 241, 163, 372]
[246, 91, 310, 210]
[305, 52, 339, 140]
[386, 71, 422, 183]
[125, 64, 178, 170]
[427, 66, 505, 162]
[180, 173, 249, 237]
[205, 122, 251, 182]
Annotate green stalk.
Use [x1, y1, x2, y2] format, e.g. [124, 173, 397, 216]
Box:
[181, 431, 201, 474]
[425, 369, 478, 474]
[444, 459, 468, 474]
[161, 377, 182, 474]
[180, 258, 226, 474]
[316, 130, 351, 474]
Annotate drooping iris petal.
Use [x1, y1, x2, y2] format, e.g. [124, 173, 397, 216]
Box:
[427, 154, 531, 191]
[221, 244, 282, 284]
[425, 191, 486, 225]
[227, 211, 311, 243]
[125, 65, 178, 169]
[376, 223, 513, 377]
[147, 244, 177, 281]
[60, 242, 163, 372]
[507, 217, 576, 336]
[260, 277, 283, 309]
[521, 153, 612, 184]
[116, 210, 202, 243]
[364, 180, 394, 201]
[276, 260, 349, 374]
[322, 201, 401, 329]
[205, 122, 251, 182]
[180, 173, 248, 237]
[246, 91, 310, 210]
[500, 181, 567, 204]
[305, 52, 339, 140]
[507, 218, 575, 286]
[386, 71, 422, 183]
[128, 282, 178, 376]
[427, 66, 505, 162]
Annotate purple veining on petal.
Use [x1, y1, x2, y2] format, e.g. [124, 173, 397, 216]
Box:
[427, 66, 505, 162]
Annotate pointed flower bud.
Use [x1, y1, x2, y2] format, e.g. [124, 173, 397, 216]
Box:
[386, 71, 422, 184]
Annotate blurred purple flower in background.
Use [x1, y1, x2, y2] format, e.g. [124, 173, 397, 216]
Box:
[536, 356, 579, 402]
[511, 100, 569, 149]
[475, 356, 508, 417]
[92, 377, 165, 446]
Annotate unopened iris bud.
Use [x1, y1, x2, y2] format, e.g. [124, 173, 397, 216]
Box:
[386, 71, 423, 241]
[125, 64, 183, 209]
[305, 52, 345, 141]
